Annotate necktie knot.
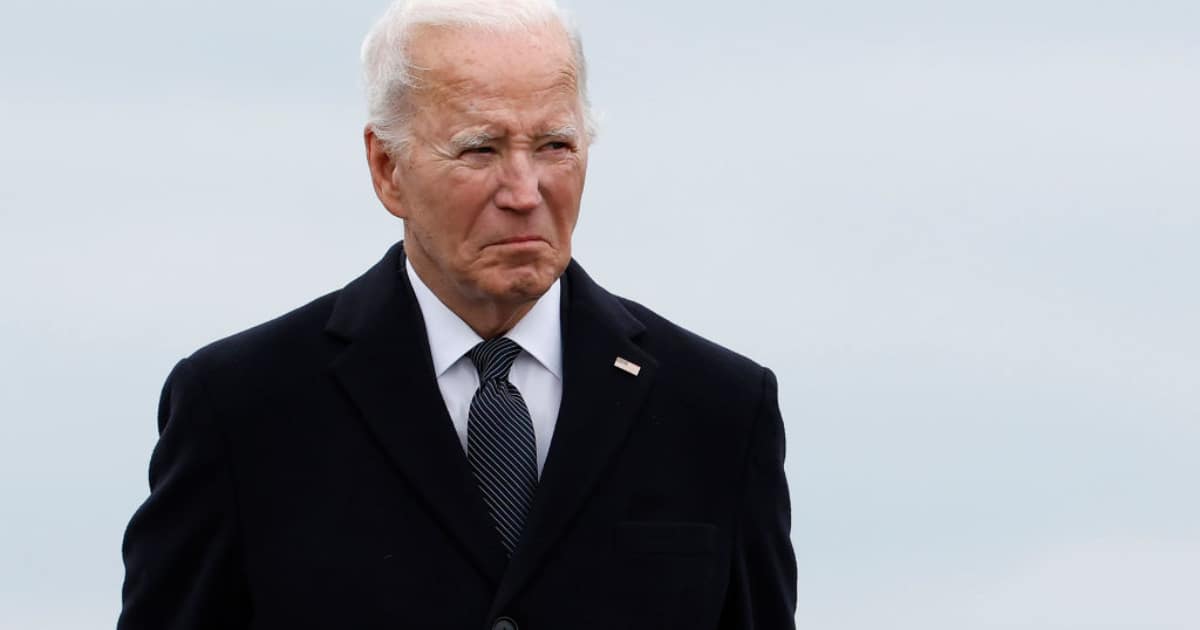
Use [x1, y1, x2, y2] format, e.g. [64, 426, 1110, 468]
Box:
[468, 336, 522, 383]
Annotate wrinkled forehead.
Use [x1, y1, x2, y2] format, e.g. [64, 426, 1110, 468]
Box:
[405, 22, 580, 99]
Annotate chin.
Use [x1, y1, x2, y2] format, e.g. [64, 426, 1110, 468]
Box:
[481, 264, 560, 303]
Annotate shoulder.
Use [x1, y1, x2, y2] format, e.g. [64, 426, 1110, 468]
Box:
[180, 241, 406, 383]
[148, 288, 346, 442]
[620, 296, 763, 373]
[563, 259, 773, 410]
[617, 294, 772, 412]
[183, 290, 342, 389]
[183, 241, 406, 382]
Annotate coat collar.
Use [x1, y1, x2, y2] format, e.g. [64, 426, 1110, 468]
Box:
[491, 254, 658, 611]
[325, 241, 508, 585]
[325, 242, 658, 604]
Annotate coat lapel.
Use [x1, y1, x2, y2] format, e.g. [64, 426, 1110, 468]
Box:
[492, 261, 658, 609]
[325, 242, 507, 586]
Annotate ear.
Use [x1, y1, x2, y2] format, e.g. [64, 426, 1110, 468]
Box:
[364, 126, 407, 219]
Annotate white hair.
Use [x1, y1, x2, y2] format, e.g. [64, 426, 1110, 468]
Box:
[360, 0, 596, 154]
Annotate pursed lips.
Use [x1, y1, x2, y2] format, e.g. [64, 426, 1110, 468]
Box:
[492, 235, 546, 246]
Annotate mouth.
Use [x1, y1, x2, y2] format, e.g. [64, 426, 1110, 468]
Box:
[493, 235, 546, 246]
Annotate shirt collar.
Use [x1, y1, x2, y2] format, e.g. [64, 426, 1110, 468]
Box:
[406, 259, 562, 380]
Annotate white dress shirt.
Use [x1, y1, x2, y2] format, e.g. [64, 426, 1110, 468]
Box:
[405, 261, 562, 476]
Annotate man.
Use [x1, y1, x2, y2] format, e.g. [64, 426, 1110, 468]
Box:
[119, 0, 796, 628]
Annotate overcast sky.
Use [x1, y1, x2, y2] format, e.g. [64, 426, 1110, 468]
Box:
[1, 1, 1198, 628]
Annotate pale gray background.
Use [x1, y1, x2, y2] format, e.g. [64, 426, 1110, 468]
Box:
[1, 1, 1197, 628]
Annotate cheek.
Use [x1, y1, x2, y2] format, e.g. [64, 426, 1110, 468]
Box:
[437, 174, 498, 239]
[543, 169, 585, 221]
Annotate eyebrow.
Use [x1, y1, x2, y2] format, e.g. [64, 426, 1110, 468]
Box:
[537, 125, 579, 142]
[448, 125, 581, 152]
[448, 129, 500, 152]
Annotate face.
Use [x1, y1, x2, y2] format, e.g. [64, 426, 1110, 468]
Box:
[367, 23, 589, 310]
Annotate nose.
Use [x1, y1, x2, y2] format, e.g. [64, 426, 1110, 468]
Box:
[494, 152, 542, 213]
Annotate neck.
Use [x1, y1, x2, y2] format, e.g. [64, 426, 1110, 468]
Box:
[453, 298, 536, 340]
[407, 249, 537, 340]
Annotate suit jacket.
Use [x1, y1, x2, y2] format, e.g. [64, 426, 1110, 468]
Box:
[119, 242, 796, 630]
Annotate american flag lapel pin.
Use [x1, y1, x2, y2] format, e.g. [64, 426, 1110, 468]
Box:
[613, 356, 641, 376]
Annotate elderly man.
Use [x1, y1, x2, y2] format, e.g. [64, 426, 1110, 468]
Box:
[118, 0, 795, 628]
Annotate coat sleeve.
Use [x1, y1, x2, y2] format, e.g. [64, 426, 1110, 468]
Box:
[718, 367, 798, 629]
[118, 358, 253, 629]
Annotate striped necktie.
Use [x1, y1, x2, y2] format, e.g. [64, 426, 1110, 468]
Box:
[466, 336, 538, 556]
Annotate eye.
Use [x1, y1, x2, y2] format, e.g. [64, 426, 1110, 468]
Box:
[541, 141, 572, 151]
[462, 146, 496, 156]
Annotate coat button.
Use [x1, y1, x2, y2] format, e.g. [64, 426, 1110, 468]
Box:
[493, 617, 518, 630]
